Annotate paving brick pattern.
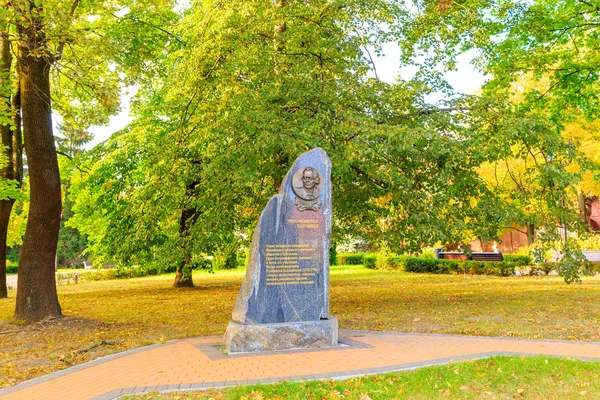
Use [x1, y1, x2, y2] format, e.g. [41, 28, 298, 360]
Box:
[2, 330, 599, 400]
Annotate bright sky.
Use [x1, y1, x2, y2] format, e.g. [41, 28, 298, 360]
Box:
[84, 46, 487, 150]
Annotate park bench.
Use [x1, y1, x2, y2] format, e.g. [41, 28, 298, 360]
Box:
[435, 250, 504, 262]
[582, 250, 600, 264]
[436, 252, 468, 260]
[82, 261, 117, 269]
[545, 250, 600, 264]
[470, 252, 504, 262]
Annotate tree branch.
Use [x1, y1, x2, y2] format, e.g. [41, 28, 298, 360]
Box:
[55, 0, 81, 61]
[125, 15, 184, 44]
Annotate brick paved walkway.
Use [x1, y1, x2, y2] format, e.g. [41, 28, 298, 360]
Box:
[2, 330, 600, 400]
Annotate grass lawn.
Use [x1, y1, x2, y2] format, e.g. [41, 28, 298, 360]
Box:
[1, 265, 599, 389]
[127, 356, 600, 399]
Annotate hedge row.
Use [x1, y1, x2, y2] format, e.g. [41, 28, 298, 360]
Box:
[363, 254, 411, 270]
[404, 258, 516, 276]
[502, 254, 532, 266]
[337, 253, 372, 265]
[6, 263, 18, 274]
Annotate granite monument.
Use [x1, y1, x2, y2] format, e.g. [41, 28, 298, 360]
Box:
[224, 148, 338, 353]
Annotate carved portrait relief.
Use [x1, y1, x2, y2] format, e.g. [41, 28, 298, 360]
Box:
[292, 166, 322, 211]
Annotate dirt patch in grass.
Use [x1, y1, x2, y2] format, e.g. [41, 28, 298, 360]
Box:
[1, 267, 599, 388]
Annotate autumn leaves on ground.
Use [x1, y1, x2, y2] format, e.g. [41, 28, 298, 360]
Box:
[1, 266, 599, 389]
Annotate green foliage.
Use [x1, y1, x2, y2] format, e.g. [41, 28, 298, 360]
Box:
[0, 150, 20, 202]
[502, 254, 532, 267]
[405, 258, 516, 277]
[363, 255, 376, 269]
[69, 0, 527, 278]
[55, 266, 167, 284]
[339, 252, 408, 269]
[398, 0, 600, 283]
[236, 250, 247, 267]
[374, 254, 409, 270]
[6, 248, 19, 263]
[192, 257, 213, 271]
[338, 253, 366, 265]
[57, 226, 87, 268]
[527, 262, 555, 276]
[6, 262, 17, 275]
[6, 179, 28, 249]
[58, 0, 596, 287]
[329, 242, 337, 266]
[213, 250, 237, 270]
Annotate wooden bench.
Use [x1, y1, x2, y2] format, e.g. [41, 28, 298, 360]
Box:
[436, 252, 468, 260]
[83, 262, 117, 269]
[583, 250, 600, 263]
[435, 251, 503, 262]
[471, 252, 504, 262]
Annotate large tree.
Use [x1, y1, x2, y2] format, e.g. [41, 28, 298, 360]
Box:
[69, 0, 512, 285]
[0, 25, 23, 298]
[1, 0, 178, 321]
[68, 0, 598, 286]
[399, 0, 600, 281]
[12, 0, 63, 320]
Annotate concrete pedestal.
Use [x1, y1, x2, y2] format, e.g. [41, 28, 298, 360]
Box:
[224, 318, 338, 353]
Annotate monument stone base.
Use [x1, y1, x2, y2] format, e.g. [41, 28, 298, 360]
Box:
[224, 317, 338, 353]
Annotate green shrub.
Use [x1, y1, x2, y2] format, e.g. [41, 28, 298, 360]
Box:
[405, 257, 515, 277]
[584, 261, 600, 275]
[80, 270, 108, 281]
[529, 262, 554, 276]
[374, 254, 388, 270]
[214, 250, 237, 270]
[540, 262, 554, 275]
[484, 261, 516, 277]
[329, 242, 337, 266]
[7, 248, 19, 263]
[161, 263, 177, 273]
[503, 254, 532, 266]
[57, 226, 87, 268]
[389, 255, 409, 270]
[115, 268, 135, 279]
[6, 263, 18, 274]
[236, 250, 248, 267]
[363, 255, 376, 269]
[338, 253, 365, 265]
[193, 258, 213, 270]
[372, 254, 409, 270]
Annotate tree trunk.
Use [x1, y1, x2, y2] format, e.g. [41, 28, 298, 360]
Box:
[526, 223, 535, 245]
[14, 11, 63, 322]
[173, 259, 194, 288]
[11, 73, 22, 184]
[0, 199, 14, 298]
[0, 30, 14, 298]
[173, 207, 196, 288]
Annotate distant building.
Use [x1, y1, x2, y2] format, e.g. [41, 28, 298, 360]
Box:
[586, 196, 600, 231]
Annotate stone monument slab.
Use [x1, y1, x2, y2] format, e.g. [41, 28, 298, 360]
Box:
[224, 148, 337, 353]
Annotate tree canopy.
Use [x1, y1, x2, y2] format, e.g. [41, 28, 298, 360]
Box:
[1, 0, 597, 304]
[68, 0, 595, 284]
